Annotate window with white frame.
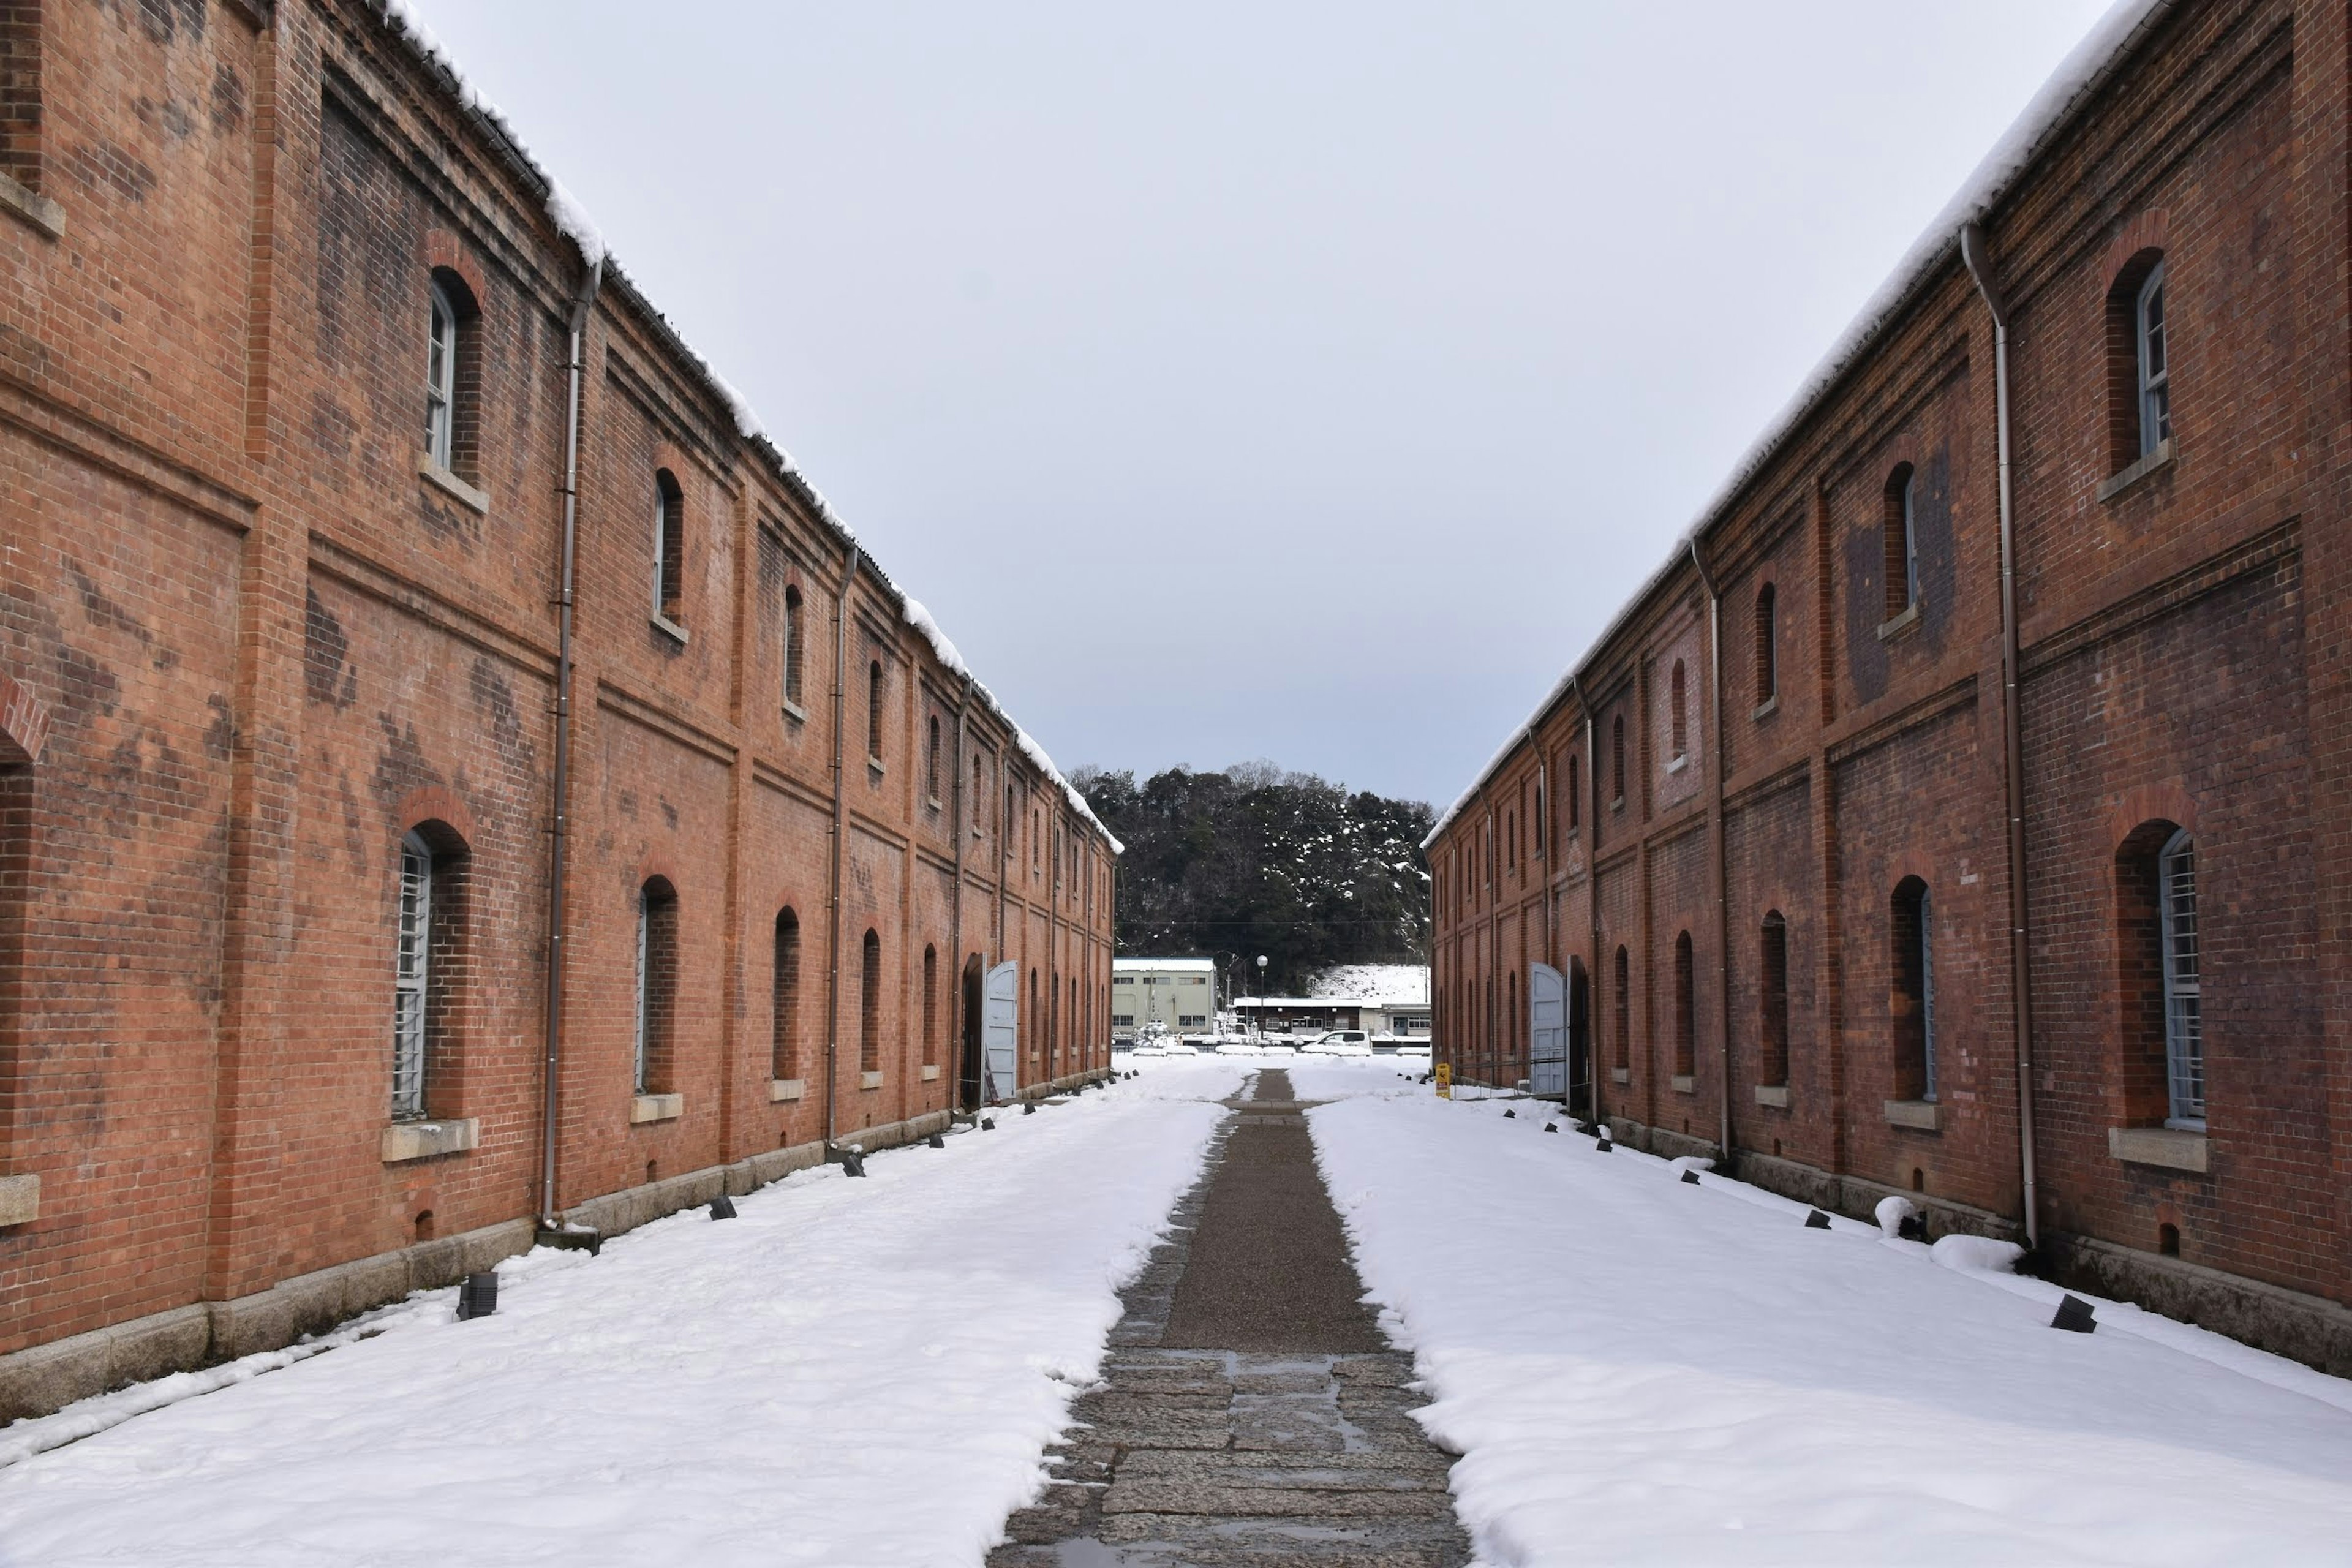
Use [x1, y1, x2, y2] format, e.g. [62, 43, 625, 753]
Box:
[392, 831, 433, 1119]
[2159, 828, 2203, 1126]
[2138, 262, 2170, 456]
[425, 282, 458, 472]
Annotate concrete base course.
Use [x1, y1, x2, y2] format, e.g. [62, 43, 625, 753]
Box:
[2049, 1231, 2352, 1379]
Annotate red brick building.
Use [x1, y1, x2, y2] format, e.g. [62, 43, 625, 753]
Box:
[0, 0, 1116, 1418]
[1429, 0, 2352, 1374]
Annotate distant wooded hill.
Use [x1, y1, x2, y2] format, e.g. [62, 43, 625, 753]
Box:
[1072, 763, 1432, 995]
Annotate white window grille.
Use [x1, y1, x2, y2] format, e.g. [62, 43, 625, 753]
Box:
[392, 831, 432, 1119]
[425, 281, 457, 470]
[2160, 828, 2204, 1127]
[634, 887, 652, 1093]
[1919, 886, 1937, 1102]
[2138, 262, 2170, 456]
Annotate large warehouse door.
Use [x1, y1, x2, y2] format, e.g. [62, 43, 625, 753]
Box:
[1528, 962, 1566, 1099]
[984, 961, 1020, 1104]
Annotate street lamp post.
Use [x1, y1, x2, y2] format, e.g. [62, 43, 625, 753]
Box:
[1255, 954, 1268, 1041]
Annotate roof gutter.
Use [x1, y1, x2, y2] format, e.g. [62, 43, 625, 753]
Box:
[1959, 220, 2040, 1254]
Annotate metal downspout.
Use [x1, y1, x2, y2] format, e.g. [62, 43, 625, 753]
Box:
[1573, 678, 1600, 1131]
[951, 676, 971, 1114]
[1689, 540, 1734, 1169]
[537, 254, 602, 1231]
[823, 546, 861, 1154]
[1961, 220, 2040, 1253]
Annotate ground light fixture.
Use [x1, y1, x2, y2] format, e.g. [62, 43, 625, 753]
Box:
[1805, 1209, 1833, 1229]
[927, 1133, 946, 1149]
[1595, 1137, 1613, 1153]
[456, 1270, 498, 1321]
[708, 1195, 737, 1221]
[981, 1117, 995, 1131]
[1503, 1109, 1516, 1119]
[838, 1149, 867, 1177]
[2051, 1294, 2098, 1333]
[1544, 1123, 1558, 1133]
[1680, 1169, 1701, 1185]
[1023, 1102, 1037, 1115]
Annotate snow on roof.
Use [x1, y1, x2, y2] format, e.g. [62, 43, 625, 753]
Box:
[1424, 0, 2173, 853]
[1305, 964, 1430, 1006]
[373, 1, 1118, 855]
[1114, 957, 1217, 973]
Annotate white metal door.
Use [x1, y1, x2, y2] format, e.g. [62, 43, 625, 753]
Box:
[984, 961, 1020, 1104]
[1529, 962, 1566, 1098]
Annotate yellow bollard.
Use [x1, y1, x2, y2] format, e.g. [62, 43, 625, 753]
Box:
[1434, 1063, 1451, 1099]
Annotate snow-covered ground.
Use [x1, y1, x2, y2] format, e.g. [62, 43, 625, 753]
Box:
[0, 1074, 1234, 1568]
[1311, 1089, 2352, 1566]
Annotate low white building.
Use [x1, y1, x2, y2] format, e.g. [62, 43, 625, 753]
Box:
[1111, 957, 1218, 1041]
[1232, 964, 1431, 1042]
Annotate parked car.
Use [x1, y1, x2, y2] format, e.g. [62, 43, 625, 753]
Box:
[1304, 1030, 1374, 1056]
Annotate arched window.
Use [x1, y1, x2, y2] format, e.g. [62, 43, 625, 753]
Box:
[1005, 783, 1017, 858]
[1754, 584, 1777, 705]
[867, 660, 884, 761]
[772, 907, 801, 1081]
[1883, 464, 1917, 619]
[1890, 877, 1935, 1102]
[1760, 911, 1789, 1088]
[423, 271, 480, 479]
[927, 714, 941, 802]
[1611, 714, 1627, 805]
[1613, 944, 1630, 1069]
[1534, 782, 1545, 854]
[636, 878, 679, 1094]
[1028, 967, 1040, 1054]
[1505, 811, 1516, 872]
[972, 756, 984, 838]
[859, 929, 882, 1074]
[1673, 931, 1695, 1079]
[922, 944, 938, 1068]
[2120, 822, 2204, 1129]
[2136, 262, 2170, 456]
[1670, 661, 1689, 759]
[1567, 753, 1581, 830]
[783, 585, 805, 709]
[652, 469, 685, 626]
[1507, 971, 1518, 1066]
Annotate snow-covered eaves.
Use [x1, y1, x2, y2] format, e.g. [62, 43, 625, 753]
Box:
[372, 1, 1120, 856]
[1423, 0, 2173, 854]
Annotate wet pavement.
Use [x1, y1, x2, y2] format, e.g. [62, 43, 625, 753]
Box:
[988, 1071, 1472, 1567]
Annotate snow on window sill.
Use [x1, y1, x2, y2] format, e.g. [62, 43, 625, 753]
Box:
[1883, 1098, 1940, 1132]
[1665, 755, 1689, 775]
[2097, 436, 2174, 503]
[868, 758, 885, 778]
[782, 698, 807, 725]
[381, 1117, 480, 1163]
[1753, 1084, 1789, 1109]
[1877, 603, 1922, 644]
[629, 1093, 683, 1125]
[769, 1079, 804, 1103]
[921, 1065, 941, 1081]
[2108, 1123, 2207, 1174]
[650, 612, 689, 646]
[417, 452, 488, 515]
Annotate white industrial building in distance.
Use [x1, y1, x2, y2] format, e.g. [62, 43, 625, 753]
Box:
[1110, 957, 1219, 1042]
[1232, 964, 1432, 1044]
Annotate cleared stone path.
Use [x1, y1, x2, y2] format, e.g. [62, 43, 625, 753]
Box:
[990, 1071, 1472, 1567]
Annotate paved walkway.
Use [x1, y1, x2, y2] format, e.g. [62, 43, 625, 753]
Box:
[990, 1071, 1472, 1566]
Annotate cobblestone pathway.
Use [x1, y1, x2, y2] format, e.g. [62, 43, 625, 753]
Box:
[989, 1071, 1472, 1567]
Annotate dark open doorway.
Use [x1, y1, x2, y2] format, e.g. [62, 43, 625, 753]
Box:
[959, 953, 985, 1112]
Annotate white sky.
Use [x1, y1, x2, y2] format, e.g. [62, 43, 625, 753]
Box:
[419, 1, 2116, 806]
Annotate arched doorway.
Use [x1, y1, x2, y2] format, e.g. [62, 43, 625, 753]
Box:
[959, 954, 985, 1112]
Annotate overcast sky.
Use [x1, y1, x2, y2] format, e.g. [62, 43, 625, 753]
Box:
[422, 1, 2114, 808]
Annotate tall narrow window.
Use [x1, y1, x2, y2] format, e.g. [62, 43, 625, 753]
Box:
[392, 831, 434, 1119]
[972, 755, 984, 838]
[1567, 753, 1580, 829]
[1760, 911, 1789, 1088]
[1505, 812, 1515, 872]
[2158, 829, 2203, 1126]
[1754, 585, 1777, 705]
[1891, 878, 1934, 1102]
[2137, 262, 2170, 456]
[783, 586, 805, 709]
[1534, 783, 1545, 854]
[772, 908, 801, 1080]
[425, 282, 458, 472]
[1670, 661, 1689, 759]
[1611, 715, 1627, 804]
[923, 944, 939, 1068]
[927, 715, 941, 802]
[1673, 931, 1695, 1079]
[860, 929, 882, 1075]
[653, 470, 685, 626]
[636, 879, 679, 1094]
[1613, 945, 1630, 1069]
[0, 9, 45, 198]
[867, 660, 884, 761]
[1883, 465, 1917, 619]
[1006, 783, 1017, 859]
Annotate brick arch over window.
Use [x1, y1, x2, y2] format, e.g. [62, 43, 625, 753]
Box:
[0, 674, 51, 767]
